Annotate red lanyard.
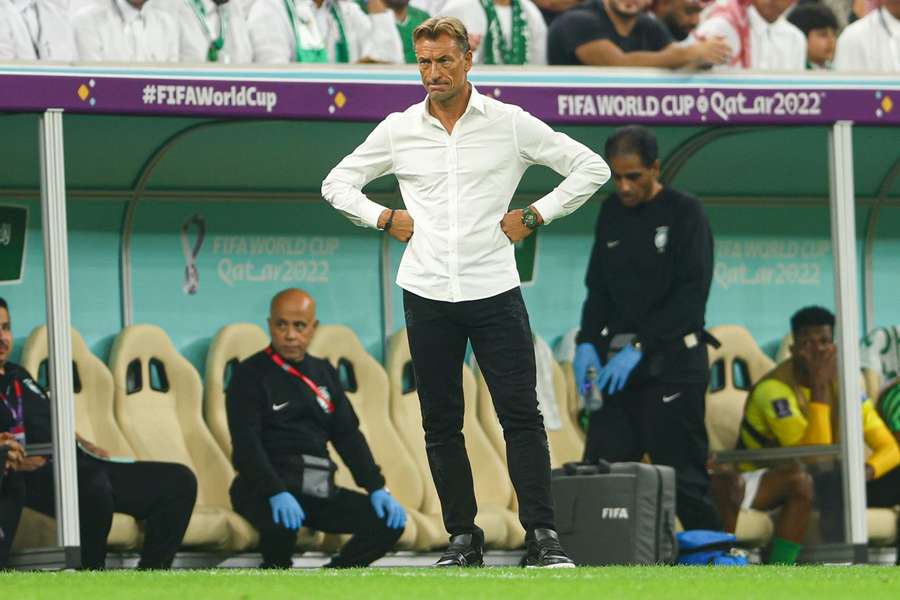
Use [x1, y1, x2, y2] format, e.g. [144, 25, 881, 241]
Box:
[1, 379, 25, 444]
[265, 346, 335, 414]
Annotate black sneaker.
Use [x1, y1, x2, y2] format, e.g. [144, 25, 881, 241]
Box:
[520, 529, 576, 568]
[433, 533, 484, 567]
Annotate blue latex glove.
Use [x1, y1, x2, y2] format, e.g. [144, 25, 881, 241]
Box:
[370, 488, 407, 530]
[269, 491, 305, 530]
[596, 344, 642, 396]
[573, 342, 603, 395]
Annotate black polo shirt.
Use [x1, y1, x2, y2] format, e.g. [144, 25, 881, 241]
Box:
[548, 0, 673, 65]
[576, 187, 714, 383]
[226, 349, 385, 498]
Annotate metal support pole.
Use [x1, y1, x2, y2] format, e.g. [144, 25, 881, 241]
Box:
[828, 121, 867, 562]
[39, 109, 81, 568]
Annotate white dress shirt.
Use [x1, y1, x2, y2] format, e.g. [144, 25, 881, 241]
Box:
[834, 7, 900, 72]
[409, 0, 442, 17]
[441, 0, 547, 65]
[0, 0, 77, 60]
[692, 4, 806, 70]
[247, 0, 402, 63]
[73, 0, 180, 61]
[158, 0, 253, 64]
[321, 85, 610, 303]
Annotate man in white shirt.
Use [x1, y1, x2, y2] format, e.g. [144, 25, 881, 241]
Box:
[158, 0, 254, 64]
[322, 17, 610, 569]
[0, 0, 77, 60]
[690, 0, 807, 70]
[834, 0, 900, 71]
[247, 0, 403, 63]
[73, 0, 180, 61]
[442, 0, 548, 65]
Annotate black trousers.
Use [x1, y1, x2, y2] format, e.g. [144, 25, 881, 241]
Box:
[0, 470, 24, 567]
[0, 455, 197, 569]
[403, 288, 555, 538]
[583, 379, 723, 531]
[230, 475, 402, 568]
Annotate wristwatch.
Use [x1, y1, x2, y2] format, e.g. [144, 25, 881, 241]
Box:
[521, 206, 541, 230]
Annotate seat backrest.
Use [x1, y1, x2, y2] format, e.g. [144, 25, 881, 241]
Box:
[706, 325, 775, 451]
[21, 326, 135, 458]
[308, 325, 425, 512]
[462, 363, 515, 510]
[548, 359, 585, 465]
[384, 330, 446, 518]
[204, 323, 270, 458]
[109, 324, 234, 508]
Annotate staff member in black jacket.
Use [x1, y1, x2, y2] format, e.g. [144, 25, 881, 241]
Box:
[573, 125, 722, 531]
[228, 288, 406, 569]
[0, 298, 197, 569]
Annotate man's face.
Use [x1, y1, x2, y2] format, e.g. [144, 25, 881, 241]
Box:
[656, 0, 703, 37]
[791, 324, 833, 371]
[806, 27, 836, 65]
[268, 294, 318, 362]
[0, 308, 12, 368]
[607, 0, 648, 18]
[752, 0, 794, 23]
[609, 153, 660, 208]
[415, 34, 472, 104]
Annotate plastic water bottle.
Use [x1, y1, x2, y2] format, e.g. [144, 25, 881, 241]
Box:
[582, 366, 603, 412]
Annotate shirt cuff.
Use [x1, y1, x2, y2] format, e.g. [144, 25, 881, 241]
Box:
[531, 191, 563, 225]
[359, 199, 388, 229]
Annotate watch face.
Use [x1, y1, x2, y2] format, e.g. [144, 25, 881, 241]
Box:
[523, 210, 538, 229]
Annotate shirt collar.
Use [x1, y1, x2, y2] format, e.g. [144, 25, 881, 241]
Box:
[747, 5, 775, 32]
[115, 0, 144, 22]
[12, 0, 35, 13]
[420, 83, 486, 124]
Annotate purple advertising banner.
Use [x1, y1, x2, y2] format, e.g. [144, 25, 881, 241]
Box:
[0, 65, 898, 126]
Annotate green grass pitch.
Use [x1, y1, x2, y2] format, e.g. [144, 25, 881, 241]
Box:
[7, 566, 900, 600]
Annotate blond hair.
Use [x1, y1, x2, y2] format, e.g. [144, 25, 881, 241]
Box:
[412, 16, 470, 54]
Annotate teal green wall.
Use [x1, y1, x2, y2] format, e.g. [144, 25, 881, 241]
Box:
[2, 197, 899, 374]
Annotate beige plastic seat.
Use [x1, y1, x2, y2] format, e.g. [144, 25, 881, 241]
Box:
[474, 344, 584, 470]
[205, 323, 321, 551]
[109, 324, 257, 551]
[558, 362, 586, 443]
[386, 330, 511, 549]
[307, 324, 434, 551]
[706, 325, 776, 545]
[13, 326, 140, 552]
[204, 323, 269, 458]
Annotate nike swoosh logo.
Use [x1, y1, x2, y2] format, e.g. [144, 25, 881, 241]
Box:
[607, 240, 620, 248]
[662, 393, 682, 403]
[273, 402, 289, 411]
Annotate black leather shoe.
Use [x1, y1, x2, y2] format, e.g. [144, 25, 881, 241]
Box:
[433, 533, 484, 567]
[520, 529, 576, 568]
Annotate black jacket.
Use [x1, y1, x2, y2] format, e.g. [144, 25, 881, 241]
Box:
[226, 349, 385, 498]
[0, 363, 52, 445]
[577, 186, 714, 383]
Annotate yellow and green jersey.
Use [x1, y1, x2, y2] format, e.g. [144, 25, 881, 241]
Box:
[740, 359, 900, 478]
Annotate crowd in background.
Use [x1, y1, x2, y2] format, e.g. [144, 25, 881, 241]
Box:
[0, 0, 896, 71]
